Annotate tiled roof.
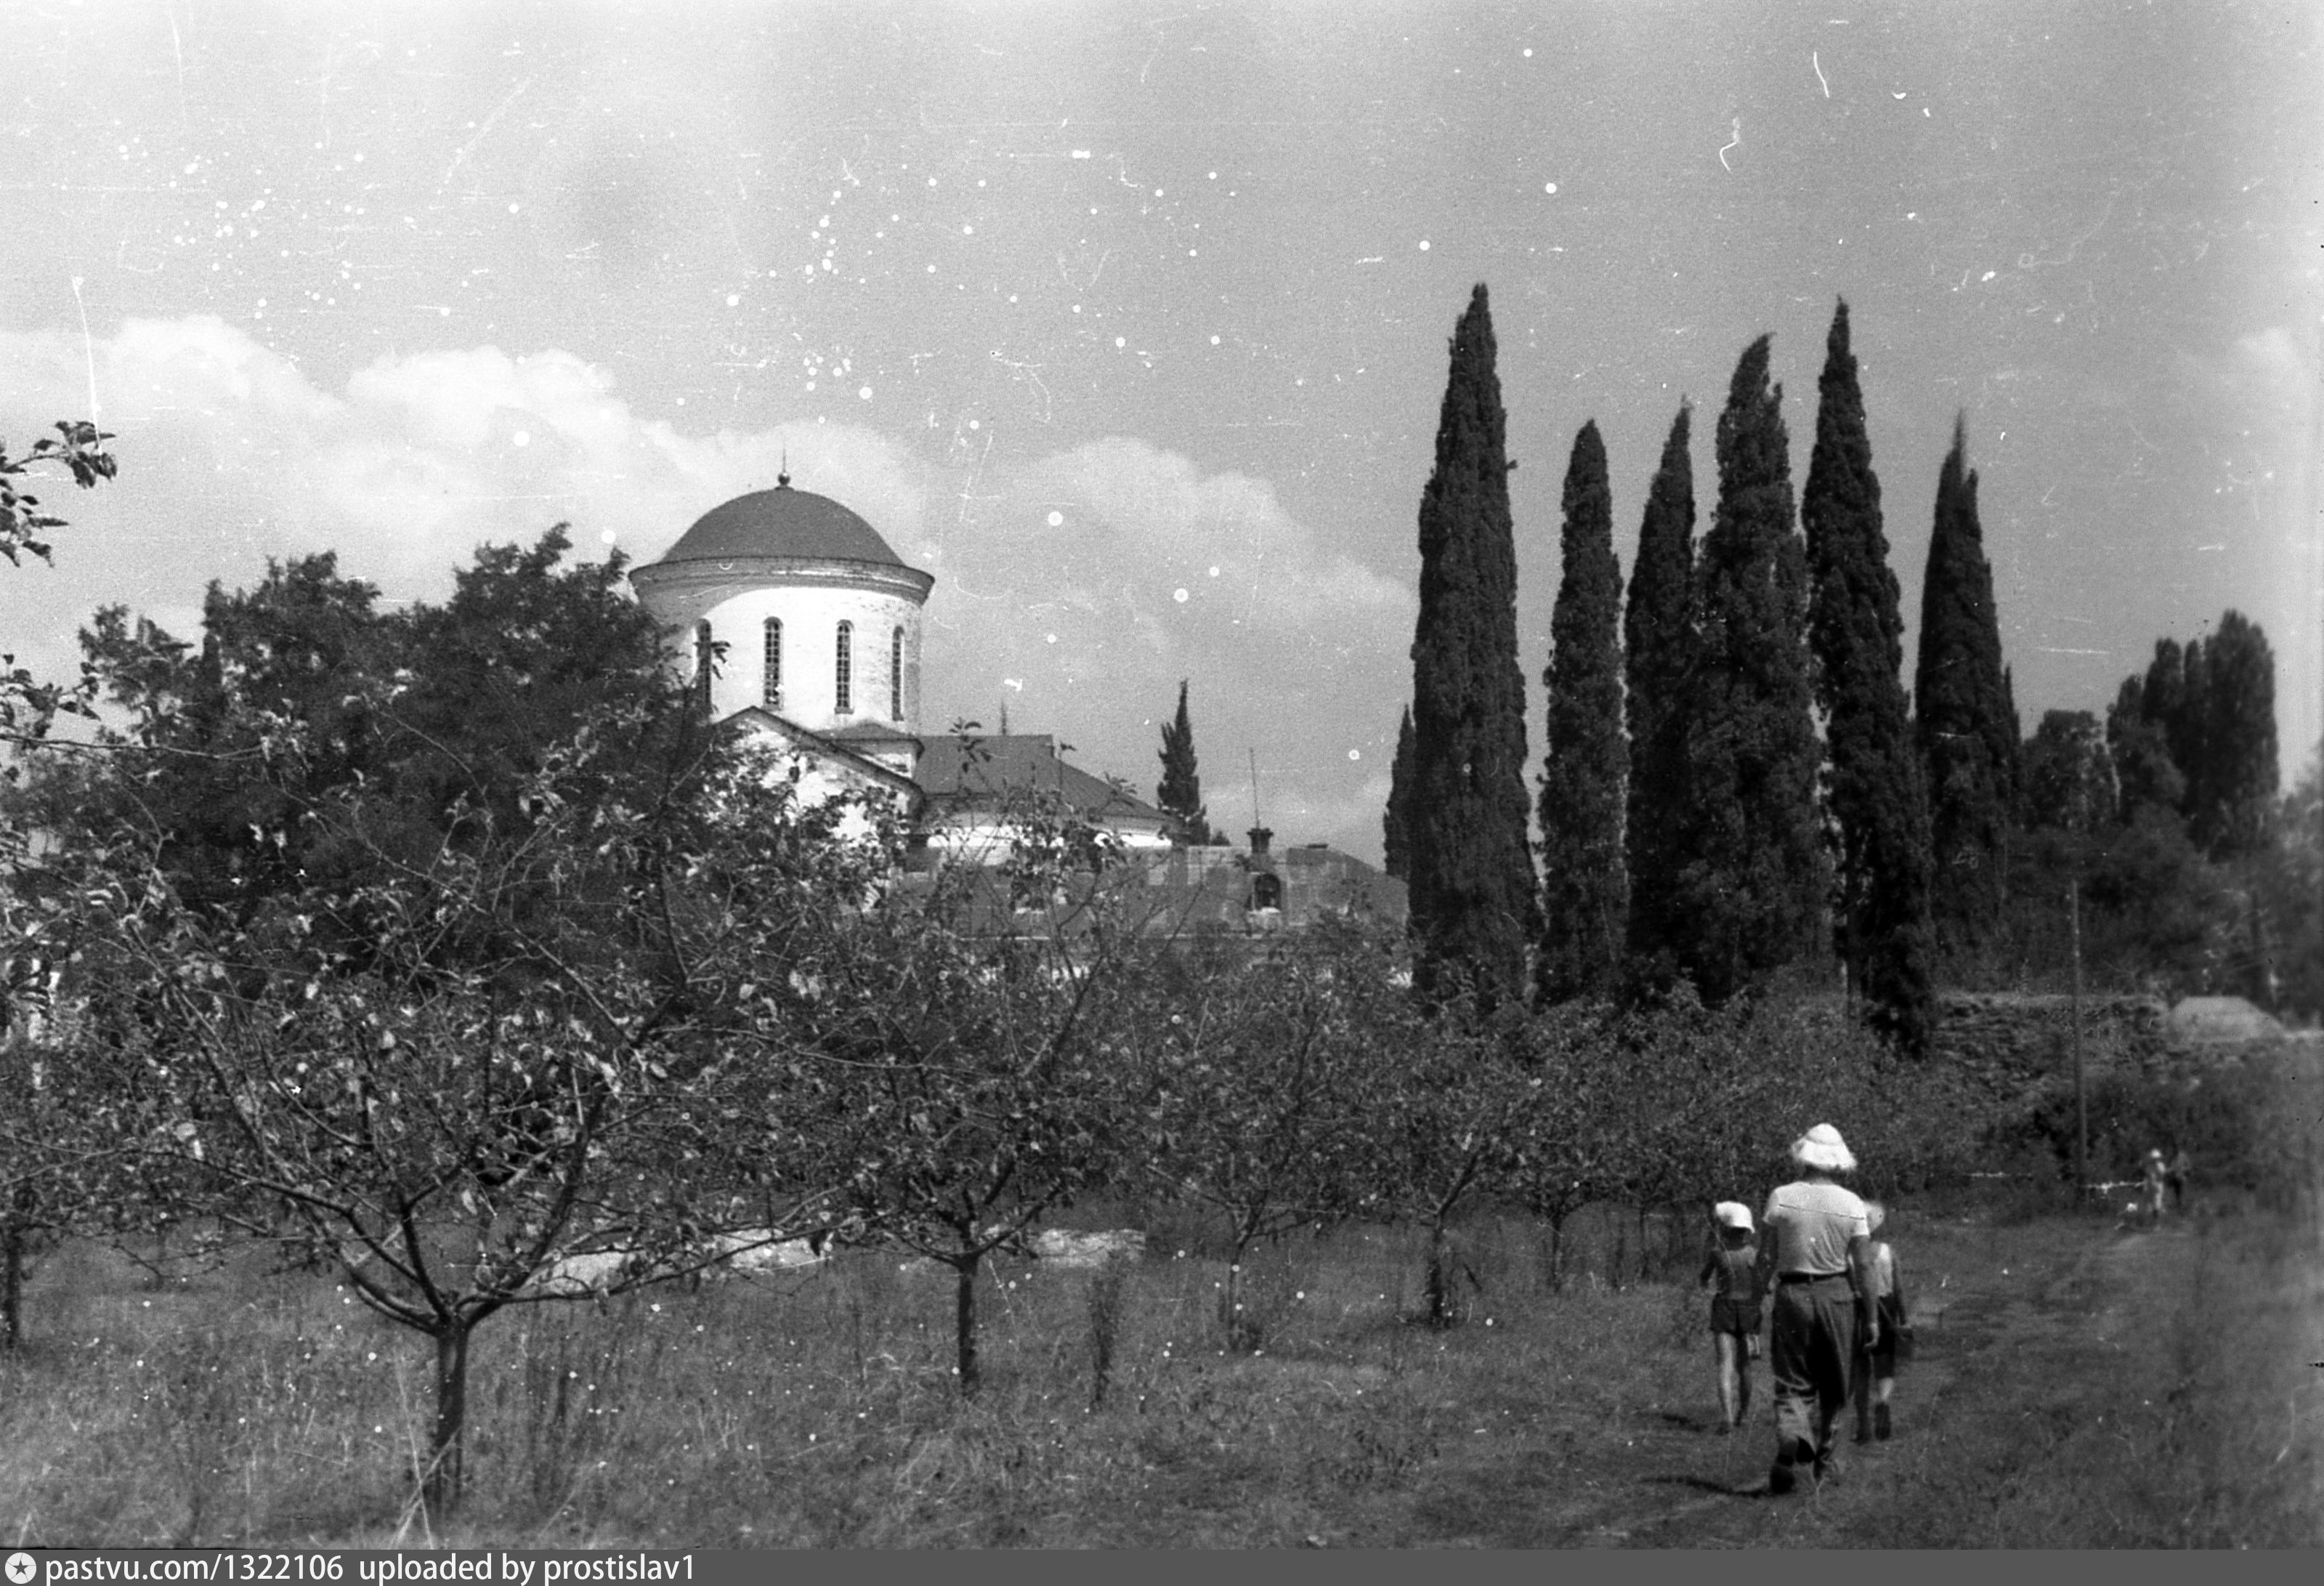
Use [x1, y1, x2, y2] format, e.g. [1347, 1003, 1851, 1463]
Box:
[915, 734, 1165, 822]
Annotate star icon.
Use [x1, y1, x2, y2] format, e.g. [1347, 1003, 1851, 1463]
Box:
[5, 1552, 36, 1586]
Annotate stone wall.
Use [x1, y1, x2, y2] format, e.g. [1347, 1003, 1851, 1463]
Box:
[1931, 992, 2170, 1115]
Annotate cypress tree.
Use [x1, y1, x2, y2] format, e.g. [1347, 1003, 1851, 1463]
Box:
[1914, 418, 2017, 957]
[1155, 679, 1210, 843]
[1801, 301, 1935, 1053]
[1623, 403, 1696, 984]
[1384, 704, 1416, 881]
[1406, 283, 1540, 1008]
[1537, 421, 1627, 1003]
[1669, 335, 1829, 1003]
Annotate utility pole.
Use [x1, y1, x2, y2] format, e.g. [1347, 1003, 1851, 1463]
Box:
[2069, 873, 2088, 1202]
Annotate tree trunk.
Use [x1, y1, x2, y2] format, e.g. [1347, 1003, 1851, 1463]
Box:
[1222, 1235, 1261, 1351]
[1423, 1218, 1450, 1329]
[1, 1211, 23, 1353]
[427, 1320, 473, 1513]
[953, 1253, 981, 1396]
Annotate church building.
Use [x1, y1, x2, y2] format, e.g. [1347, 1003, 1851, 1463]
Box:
[628, 474, 1173, 862]
[629, 475, 1401, 933]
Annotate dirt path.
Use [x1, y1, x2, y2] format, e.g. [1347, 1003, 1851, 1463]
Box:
[1343, 1202, 2324, 1547]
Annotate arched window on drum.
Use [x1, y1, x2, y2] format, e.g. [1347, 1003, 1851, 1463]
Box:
[762, 618, 782, 710]
[834, 620, 854, 714]
[891, 626, 904, 720]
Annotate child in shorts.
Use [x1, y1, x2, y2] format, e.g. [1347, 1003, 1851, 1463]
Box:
[1699, 1201, 1764, 1432]
[1853, 1201, 1911, 1442]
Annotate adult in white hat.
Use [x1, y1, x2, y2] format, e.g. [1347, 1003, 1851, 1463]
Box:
[1758, 1123, 1878, 1493]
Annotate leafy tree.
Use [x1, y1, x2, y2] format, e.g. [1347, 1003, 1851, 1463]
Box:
[2023, 711, 2118, 835]
[0, 416, 116, 1351]
[1667, 336, 1828, 1004]
[2107, 669, 2185, 820]
[1384, 704, 1415, 881]
[2185, 611, 2278, 859]
[1623, 404, 1697, 987]
[1405, 284, 1540, 1008]
[2258, 747, 2323, 1019]
[1537, 421, 1627, 1003]
[803, 799, 1133, 1396]
[1915, 419, 2017, 958]
[1155, 679, 1212, 844]
[1354, 1004, 1524, 1327]
[39, 664, 857, 1510]
[1138, 925, 1395, 1349]
[1802, 301, 1935, 1053]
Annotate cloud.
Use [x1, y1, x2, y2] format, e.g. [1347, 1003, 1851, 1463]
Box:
[915, 437, 1414, 851]
[1, 317, 1414, 857]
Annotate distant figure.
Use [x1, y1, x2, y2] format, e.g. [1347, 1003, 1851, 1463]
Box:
[2166, 1147, 2191, 1213]
[2141, 1148, 2169, 1226]
[1699, 1201, 1764, 1432]
[1852, 1202, 1912, 1444]
[1760, 1124, 1878, 1494]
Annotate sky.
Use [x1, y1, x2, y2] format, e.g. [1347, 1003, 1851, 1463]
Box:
[0, 0, 2316, 864]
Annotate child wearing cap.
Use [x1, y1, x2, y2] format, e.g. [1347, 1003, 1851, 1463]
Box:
[1699, 1201, 1764, 1432]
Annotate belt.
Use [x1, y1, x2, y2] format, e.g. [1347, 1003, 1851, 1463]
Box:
[1777, 1272, 1850, 1284]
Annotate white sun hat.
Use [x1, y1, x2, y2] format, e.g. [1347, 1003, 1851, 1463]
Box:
[1714, 1201, 1754, 1231]
[1789, 1122, 1857, 1175]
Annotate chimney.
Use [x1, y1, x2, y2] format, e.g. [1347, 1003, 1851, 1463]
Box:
[1247, 826, 1273, 856]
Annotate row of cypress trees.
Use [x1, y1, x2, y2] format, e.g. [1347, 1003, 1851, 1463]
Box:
[1388, 286, 2020, 1053]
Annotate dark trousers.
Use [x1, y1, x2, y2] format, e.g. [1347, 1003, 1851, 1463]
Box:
[1770, 1275, 1858, 1462]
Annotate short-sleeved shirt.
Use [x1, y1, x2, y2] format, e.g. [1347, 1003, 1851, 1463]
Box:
[1762, 1179, 1871, 1277]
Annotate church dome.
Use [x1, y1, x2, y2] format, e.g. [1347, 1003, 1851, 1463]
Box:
[652, 480, 907, 568]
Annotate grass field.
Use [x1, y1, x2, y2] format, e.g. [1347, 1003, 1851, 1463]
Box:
[4, 1177, 2320, 1549]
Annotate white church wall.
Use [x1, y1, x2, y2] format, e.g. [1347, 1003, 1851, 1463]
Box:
[695, 582, 924, 735]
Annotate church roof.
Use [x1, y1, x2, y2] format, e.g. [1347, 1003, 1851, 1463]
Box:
[916, 734, 1167, 825]
[652, 481, 908, 568]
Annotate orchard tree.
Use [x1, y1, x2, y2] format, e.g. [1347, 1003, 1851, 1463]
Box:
[41, 642, 866, 1509]
[795, 782, 1136, 1396]
[1623, 404, 1697, 986]
[0, 416, 116, 1350]
[1138, 924, 1396, 1349]
[1801, 301, 1935, 1053]
[1405, 284, 1540, 1008]
[1669, 336, 1828, 1004]
[1536, 421, 1627, 1004]
[1915, 419, 2017, 958]
[2185, 611, 2278, 859]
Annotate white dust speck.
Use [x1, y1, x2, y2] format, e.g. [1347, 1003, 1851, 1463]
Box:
[1348, 749, 1361, 761]
[1981, 270, 1997, 282]
[1115, 336, 1126, 348]
[600, 529, 618, 544]
[1047, 511, 1064, 527]
[1210, 334, 1221, 345]
[1071, 150, 1091, 160]
[1207, 171, 1218, 180]
[1045, 633, 1057, 644]
[726, 294, 740, 307]
[508, 203, 520, 214]
[1523, 47, 1533, 57]
[1207, 565, 1220, 577]
[511, 430, 530, 448]
[961, 224, 973, 235]
[1173, 588, 1189, 603]
[968, 418, 981, 431]
[1418, 239, 1430, 251]
[859, 385, 873, 400]
[1544, 182, 1558, 194]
